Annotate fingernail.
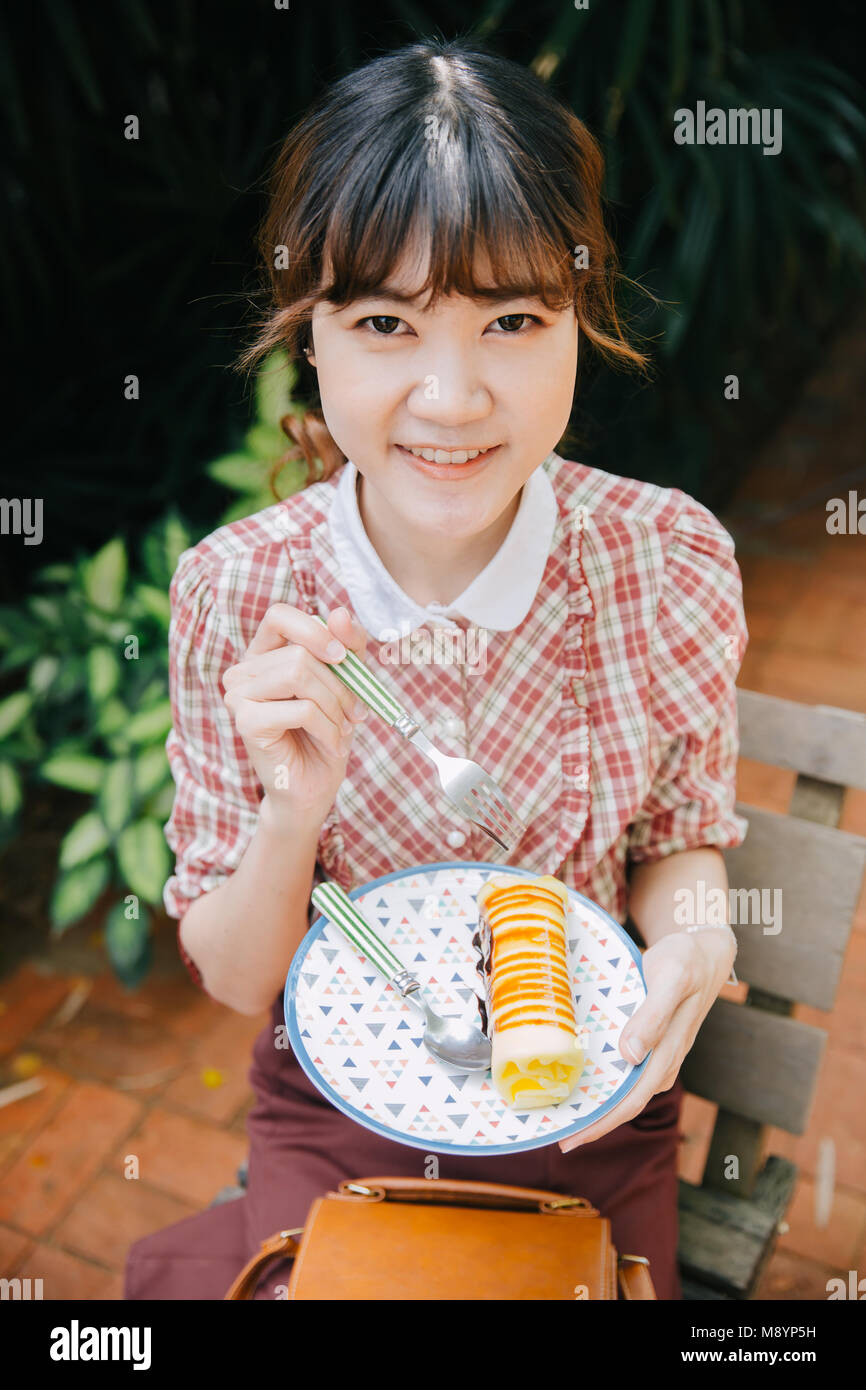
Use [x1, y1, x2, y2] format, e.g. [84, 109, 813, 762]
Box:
[625, 1036, 647, 1064]
[326, 639, 347, 661]
[352, 698, 367, 719]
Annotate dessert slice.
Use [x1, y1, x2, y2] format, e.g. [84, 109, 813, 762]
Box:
[475, 874, 583, 1109]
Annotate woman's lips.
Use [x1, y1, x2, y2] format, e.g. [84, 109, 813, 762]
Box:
[395, 443, 501, 479]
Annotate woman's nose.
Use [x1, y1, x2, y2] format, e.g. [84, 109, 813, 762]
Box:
[406, 360, 492, 424]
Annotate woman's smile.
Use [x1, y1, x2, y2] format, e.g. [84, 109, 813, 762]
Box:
[394, 442, 502, 479]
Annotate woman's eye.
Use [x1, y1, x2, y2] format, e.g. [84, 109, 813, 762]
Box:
[491, 313, 540, 333]
[359, 315, 404, 335]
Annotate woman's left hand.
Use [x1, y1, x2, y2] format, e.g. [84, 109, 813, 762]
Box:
[558, 927, 735, 1152]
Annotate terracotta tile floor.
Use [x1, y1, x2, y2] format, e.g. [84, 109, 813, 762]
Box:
[1, 312, 864, 1300]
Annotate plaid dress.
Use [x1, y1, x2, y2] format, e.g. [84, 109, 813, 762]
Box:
[164, 450, 748, 936]
[129, 451, 748, 1301]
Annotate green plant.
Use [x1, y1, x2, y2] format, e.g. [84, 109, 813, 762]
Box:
[205, 349, 307, 523]
[5, 0, 864, 561]
[0, 513, 194, 985]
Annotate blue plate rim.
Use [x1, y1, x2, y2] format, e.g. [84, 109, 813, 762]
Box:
[284, 860, 650, 1156]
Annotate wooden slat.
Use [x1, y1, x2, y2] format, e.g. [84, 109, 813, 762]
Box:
[678, 1156, 797, 1298]
[789, 775, 845, 827]
[737, 689, 866, 790]
[722, 804, 866, 1010]
[680, 998, 826, 1133]
[702, 1112, 765, 1197]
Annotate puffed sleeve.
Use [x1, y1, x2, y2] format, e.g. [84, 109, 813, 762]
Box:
[162, 546, 263, 991]
[627, 494, 750, 865]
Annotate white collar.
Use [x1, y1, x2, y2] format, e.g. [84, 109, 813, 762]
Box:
[327, 457, 558, 640]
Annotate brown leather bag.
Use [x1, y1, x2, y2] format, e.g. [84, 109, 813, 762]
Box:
[224, 1175, 657, 1300]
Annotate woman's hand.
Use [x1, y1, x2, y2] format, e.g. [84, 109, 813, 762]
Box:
[558, 926, 735, 1152]
[221, 603, 369, 827]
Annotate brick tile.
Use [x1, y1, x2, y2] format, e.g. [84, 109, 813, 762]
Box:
[764, 1046, 866, 1193]
[87, 971, 224, 1042]
[796, 932, 866, 1059]
[30, 1001, 186, 1090]
[0, 1083, 142, 1235]
[840, 789, 866, 839]
[0, 1222, 34, 1275]
[735, 757, 796, 814]
[755, 509, 828, 555]
[231, 1095, 255, 1134]
[53, 1171, 197, 1270]
[94, 1269, 126, 1300]
[741, 603, 784, 647]
[852, 874, 866, 937]
[777, 1175, 866, 1269]
[0, 968, 76, 1054]
[9, 1242, 115, 1299]
[773, 588, 866, 663]
[110, 1108, 247, 1207]
[736, 645, 773, 694]
[810, 544, 866, 602]
[738, 555, 814, 610]
[753, 1248, 840, 1300]
[160, 1008, 266, 1123]
[747, 648, 866, 714]
[677, 1092, 717, 1185]
[0, 1065, 71, 1175]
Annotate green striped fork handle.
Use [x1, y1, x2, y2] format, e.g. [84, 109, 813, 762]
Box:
[311, 880, 425, 1005]
[312, 614, 419, 737]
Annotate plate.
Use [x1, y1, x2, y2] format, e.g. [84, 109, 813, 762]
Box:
[284, 861, 649, 1156]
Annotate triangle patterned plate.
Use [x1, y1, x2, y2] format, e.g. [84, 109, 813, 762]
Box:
[284, 860, 649, 1156]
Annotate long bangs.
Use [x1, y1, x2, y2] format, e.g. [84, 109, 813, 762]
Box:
[239, 38, 650, 380]
[318, 117, 578, 314]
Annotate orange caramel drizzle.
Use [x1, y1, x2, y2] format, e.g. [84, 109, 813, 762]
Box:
[480, 883, 578, 1036]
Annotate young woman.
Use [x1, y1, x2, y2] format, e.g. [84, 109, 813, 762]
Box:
[125, 37, 745, 1301]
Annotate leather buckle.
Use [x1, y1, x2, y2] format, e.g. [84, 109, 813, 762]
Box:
[337, 1181, 386, 1202]
[539, 1196, 593, 1213]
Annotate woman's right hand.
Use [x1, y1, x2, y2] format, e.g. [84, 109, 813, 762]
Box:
[221, 603, 369, 826]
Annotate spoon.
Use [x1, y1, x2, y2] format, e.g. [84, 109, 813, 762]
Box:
[311, 881, 492, 1072]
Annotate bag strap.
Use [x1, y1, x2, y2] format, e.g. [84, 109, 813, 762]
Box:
[224, 1228, 302, 1301]
[617, 1255, 657, 1300]
[337, 1175, 599, 1213]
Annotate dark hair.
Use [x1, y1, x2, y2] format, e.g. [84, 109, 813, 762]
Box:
[238, 36, 650, 491]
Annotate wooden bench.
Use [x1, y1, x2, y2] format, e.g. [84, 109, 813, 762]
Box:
[670, 688, 866, 1299]
[211, 688, 866, 1300]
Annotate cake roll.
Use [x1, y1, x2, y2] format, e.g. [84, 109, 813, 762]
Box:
[475, 874, 583, 1109]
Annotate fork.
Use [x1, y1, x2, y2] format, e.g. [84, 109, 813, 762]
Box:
[313, 614, 524, 851]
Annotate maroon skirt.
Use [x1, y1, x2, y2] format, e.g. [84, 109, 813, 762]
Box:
[124, 996, 684, 1300]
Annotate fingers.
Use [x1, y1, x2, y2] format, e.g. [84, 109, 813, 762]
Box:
[232, 696, 354, 761]
[559, 988, 705, 1152]
[244, 602, 366, 664]
[327, 604, 368, 658]
[224, 605, 371, 737]
[619, 952, 698, 1066]
[223, 644, 365, 730]
[558, 1042, 677, 1152]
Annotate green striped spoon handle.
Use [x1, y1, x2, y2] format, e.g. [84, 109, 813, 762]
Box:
[311, 881, 422, 1001]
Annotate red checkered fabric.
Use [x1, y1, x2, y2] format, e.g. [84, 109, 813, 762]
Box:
[163, 453, 749, 993]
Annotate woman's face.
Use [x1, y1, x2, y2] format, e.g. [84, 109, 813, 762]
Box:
[308, 243, 578, 541]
